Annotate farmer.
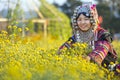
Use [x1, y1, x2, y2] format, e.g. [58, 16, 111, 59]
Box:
[58, 2, 120, 75]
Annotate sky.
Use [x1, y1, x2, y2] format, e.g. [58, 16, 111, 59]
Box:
[46, 0, 67, 5]
[0, 0, 97, 12]
[46, 0, 97, 5]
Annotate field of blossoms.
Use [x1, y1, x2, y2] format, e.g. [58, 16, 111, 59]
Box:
[0, 28, 120, 80]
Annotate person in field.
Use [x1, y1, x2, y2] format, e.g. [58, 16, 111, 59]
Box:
[58, 2, 120, 75]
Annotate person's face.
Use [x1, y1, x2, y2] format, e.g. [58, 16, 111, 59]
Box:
[77, 14, 91, 32]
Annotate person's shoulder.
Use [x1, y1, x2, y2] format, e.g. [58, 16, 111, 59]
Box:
[68, 35, 76, 43]
[97, 27, 109, 36]
[97, 27, 113, 42]
[97, 27, 106, 33]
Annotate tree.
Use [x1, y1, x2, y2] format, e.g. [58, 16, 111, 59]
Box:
[95, 0, 120, 18]
[58, 0, 82, 18]
[95, 0, 120, 33]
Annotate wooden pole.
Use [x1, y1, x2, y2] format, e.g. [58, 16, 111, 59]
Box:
[44, 20, 47, 38]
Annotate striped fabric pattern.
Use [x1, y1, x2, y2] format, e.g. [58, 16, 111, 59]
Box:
[88, 40, 111, 65]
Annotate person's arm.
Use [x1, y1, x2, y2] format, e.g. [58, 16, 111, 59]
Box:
[88, 31, 113, 65]
[58, 35, 76, 54]
[88, 40, 111, 65]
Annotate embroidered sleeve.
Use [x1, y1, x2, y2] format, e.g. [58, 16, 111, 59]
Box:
[88, 29, 113, 65]
[88, 40, 111, 65]
[58, 36, 76, 54]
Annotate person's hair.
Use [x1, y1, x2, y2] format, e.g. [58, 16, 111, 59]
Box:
[76, 12, 90, 20]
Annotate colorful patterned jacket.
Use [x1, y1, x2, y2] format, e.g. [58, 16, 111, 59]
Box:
[58, 27, 117, 68]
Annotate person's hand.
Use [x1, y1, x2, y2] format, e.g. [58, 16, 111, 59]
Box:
[82, 55, 91, 61]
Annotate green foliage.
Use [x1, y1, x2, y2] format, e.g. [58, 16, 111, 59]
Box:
[40, 0, 72, 39]
[59, 0, 82, 18]
[26, 20, 34, 33]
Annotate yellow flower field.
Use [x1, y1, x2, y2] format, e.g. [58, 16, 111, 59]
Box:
[0, 30, 120, 80]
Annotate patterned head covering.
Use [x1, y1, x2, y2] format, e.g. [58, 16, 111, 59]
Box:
[71, 2, 99, 43]
[72, 2, 99, 31]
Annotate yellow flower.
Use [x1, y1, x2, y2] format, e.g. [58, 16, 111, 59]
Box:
[1, 30, 7, 34]
[8, 25, 12, 29]
[25, 27, 29, 31]
[13, 25, 17, 29]
[81, 43, 87, 48]
[103, 63, 107, 67]
[116, 68, 120, 73]
[13, 33, 16, 37]
[18, 28, 22, 32]
[110, 62, 114, 65]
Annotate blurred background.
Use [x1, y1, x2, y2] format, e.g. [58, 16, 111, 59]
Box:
[0, 0, 120, 40]
[1, 1, 120, 80]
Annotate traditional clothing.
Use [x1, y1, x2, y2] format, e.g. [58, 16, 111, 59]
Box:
[58, 3, 118, 71]
[58, 27, 117, 66]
